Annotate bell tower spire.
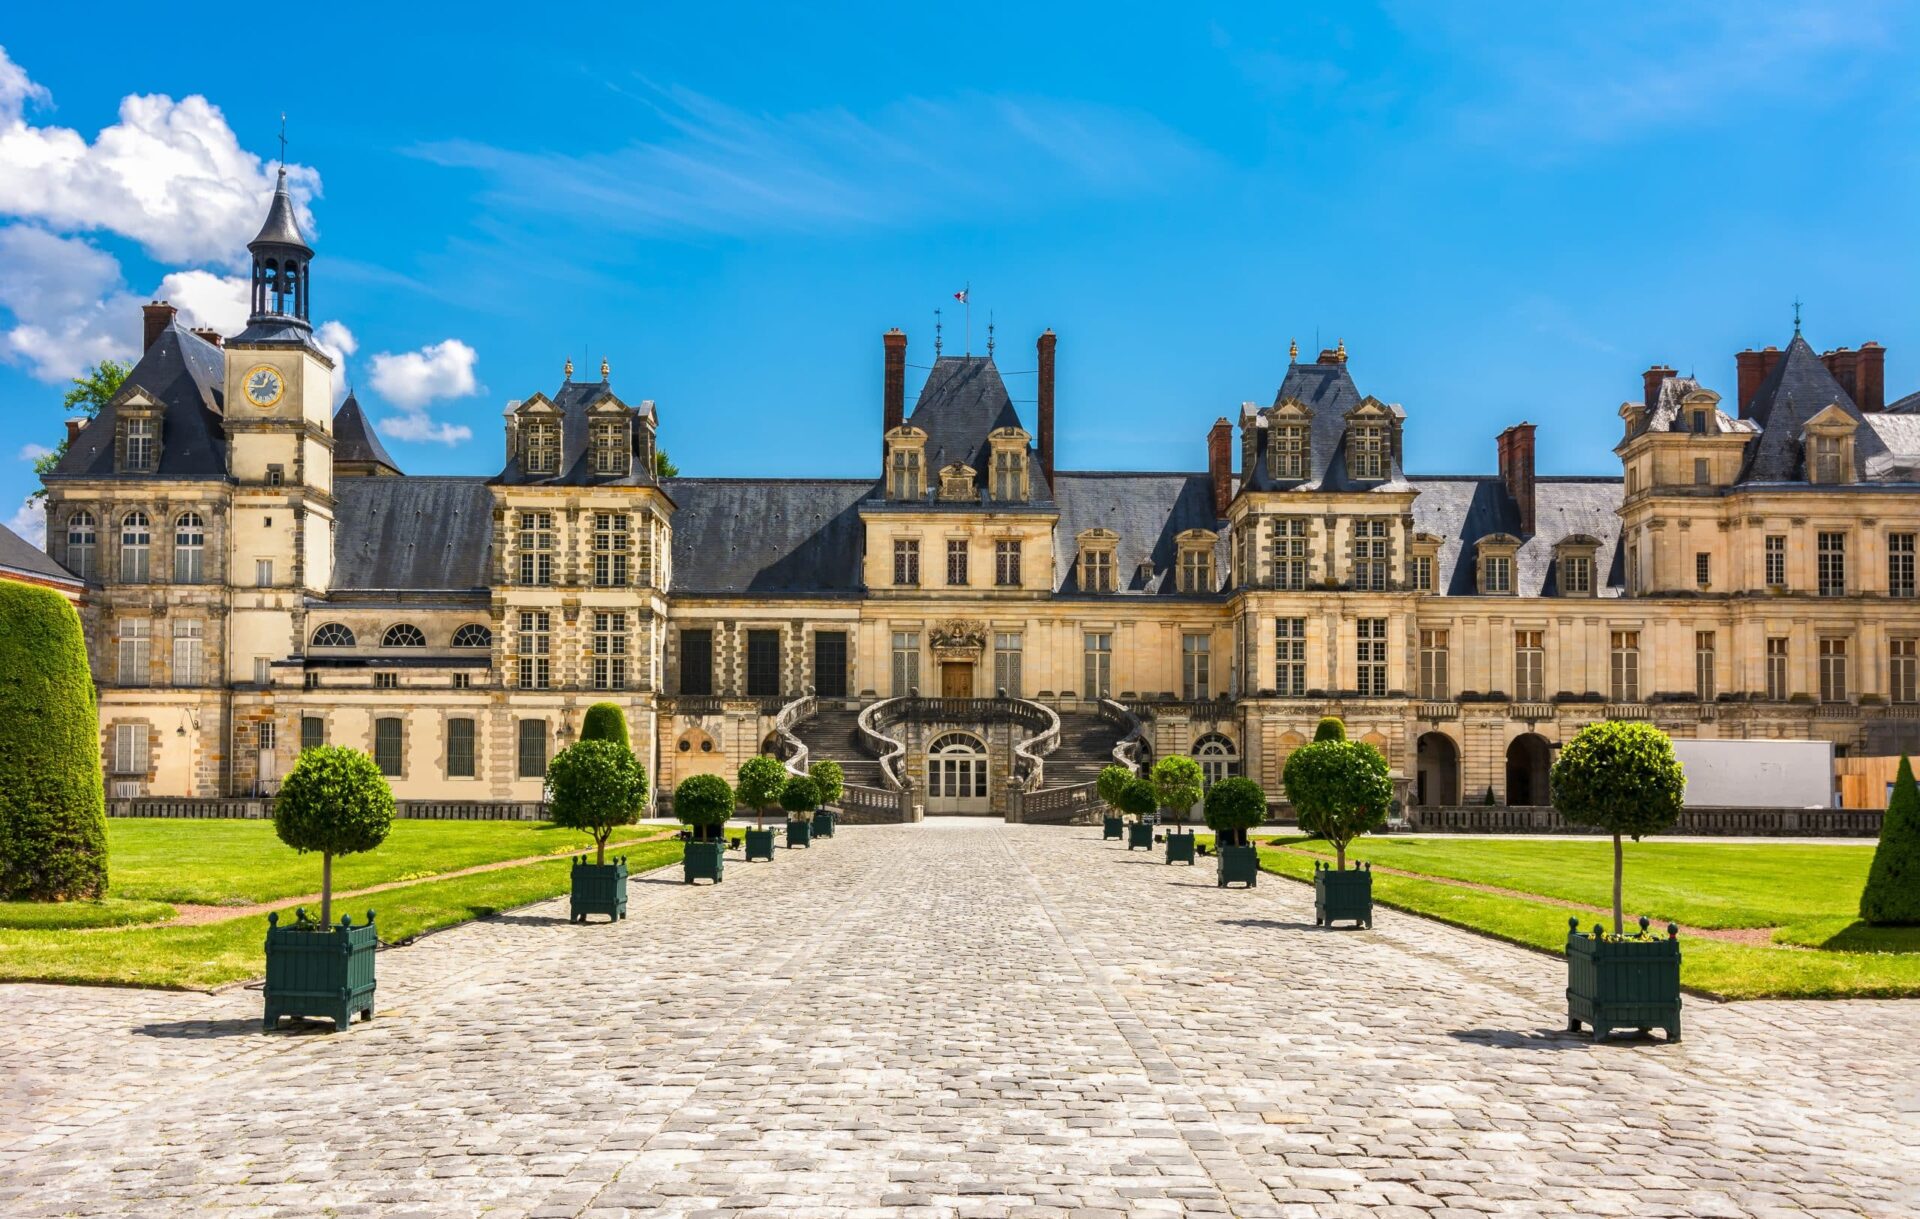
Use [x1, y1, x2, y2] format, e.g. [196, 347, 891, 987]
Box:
[247, 165, 314, 328]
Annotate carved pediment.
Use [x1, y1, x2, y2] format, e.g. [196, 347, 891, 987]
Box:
[937, 462, 977, 501]
[930, 618, 987, 660]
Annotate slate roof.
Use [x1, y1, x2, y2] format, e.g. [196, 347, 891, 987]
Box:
[1885, 388, 1920, 414]
[1635, 375, 1757, 435]
[0, 520, 79, 587]
[250, 168, 311, 251]
[1408, 476, 1624, 597]
[1240, 356, 1410, 494]
[47, 322, 229, 482]
[495, 377, 659, 487]
[1737, 334, 1889, 483]
[900, 356, 1049, 503]
[332, 477, 494, 592]
[1862, 414, 1920, 482]
[332, 392, 401, 475]
[664, 478, 872, 595]
[1053, 472, 1225, 594]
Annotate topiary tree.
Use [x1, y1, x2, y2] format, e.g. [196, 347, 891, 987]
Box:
[0, 580, 107, 901]
[1097, 764, 1132, 813]
[1314, 716, 1346, 742]
[1151, 755, 1205, 827]
[272, 745, 394, 926]
[737, 755, 787, 828]
[780, 775, 821, 822]
[1203, 776, 1266, 848]
[1283, 738, 1391, 869]
[1117, 777, 1157, 821]
[808, 758, 844, 810]
[1550, 720, 1685, 936]
[580, 702, 630, 749]
[674, 773, 734, 842]
[1860, 754, 1920, 925]
[545, 739, 645, 865]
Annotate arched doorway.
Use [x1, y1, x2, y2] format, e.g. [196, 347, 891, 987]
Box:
[925, 732, 989, 814]
[1192, 733, 1239, 788]
[1507, 734, 1552, 806]
[1415, 732, 1459, 806]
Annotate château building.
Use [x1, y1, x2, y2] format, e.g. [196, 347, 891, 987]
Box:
[37, 177, 1920, 817]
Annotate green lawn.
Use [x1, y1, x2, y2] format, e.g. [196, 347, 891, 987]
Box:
[0, 898, 177, 930]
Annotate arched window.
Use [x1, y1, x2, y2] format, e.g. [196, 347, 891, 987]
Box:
[66, 511, 96, 579]
[382, 623, 427, 648]
[173, 512, 206, 583]
[119, 510, 151, 583]
[310, 622, 356, 648]
[451, 623, 492, 649]
[1192, 733, 1240, 788]
[925, 732, 989, 811]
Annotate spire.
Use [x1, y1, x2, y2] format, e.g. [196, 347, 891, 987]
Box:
[600, 358, 610, 381]
[250, 167, 311, 253]
[332, 389, 402, 477]
[246, 166, 312, 326]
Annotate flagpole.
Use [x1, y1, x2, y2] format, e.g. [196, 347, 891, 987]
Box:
[965, 281, 971, 355]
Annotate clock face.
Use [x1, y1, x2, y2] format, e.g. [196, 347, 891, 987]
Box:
[244, 365, 284, 408]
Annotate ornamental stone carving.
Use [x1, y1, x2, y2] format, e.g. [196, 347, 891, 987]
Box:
[930, 619, 987, 661]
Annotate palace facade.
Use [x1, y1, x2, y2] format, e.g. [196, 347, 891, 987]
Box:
[38, 178, 1920, 816]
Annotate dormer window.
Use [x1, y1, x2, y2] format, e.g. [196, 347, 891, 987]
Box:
[1476, 533, 1521, 596]
[1802, 406, 1857, 486]
[988, 428, 1030, 501]
[1175, 529, 1218, 594]
[1348, 422, 1387, 480]
[1269, 417, 1308, 480]
[937, 463, 976, 502]
[1813, 435, 1844, 484]
[525, 421, 560, 475]
[590, 419, 627, 476]
[1554, 534, 1600, 598]
[1076, 528, 1117, 592]
[887, 427, 927, 501]
[1408, 532, 1442, 593]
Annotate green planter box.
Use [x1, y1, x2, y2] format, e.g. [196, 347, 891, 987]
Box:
[1165, 830, 1197, 865]
[263, 909, 377, 1032]
[745, 827, 777, 861]
[814, 810, 836, 838]
[1216, 844, 1259, 888]
[1314, 862, 1373, 928]
[684, 839, 725, 884]
[787, 819, 813, 847]
[1126, 821, 1155, 850]
[570, 857, 629, 923]
[1566, 918, 1682, 1042]
[1102, 816, 1124, 840]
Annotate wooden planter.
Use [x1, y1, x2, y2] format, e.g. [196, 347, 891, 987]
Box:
[1126, 821, 1155, 850]
[787, 819, 813, 848]
[1566, 918, 1682, 1042]
[814, 810, 837, 838]
[263, 909, 377, 1031]
[1216, 844, 1259, 888]
[1314, 862, 1373, 927]
[745, 828, 777, 861]
[570, 857, 629, 923]
[1102, 816, 1124, 840]
[1164, 830, 1197, 866]
[683, 839, 725, 884]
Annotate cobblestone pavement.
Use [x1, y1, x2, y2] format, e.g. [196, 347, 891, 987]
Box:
[2, 821, 1915, 1217]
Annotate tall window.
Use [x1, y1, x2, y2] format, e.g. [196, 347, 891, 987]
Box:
[172, 619, 204, 686]
[1083, 632, 1112, 698]
[994, 540, 1022, 587]
[1349, 423, 1386, 479]
[746, 629, 780, 697]
[592, 611, 628, 691]
[1819, 637, 1850, 703]
[1179, 548, 1212, 593]
[1764, 534, 1787, 588]
[517, 611, 551, 689]
[1817, 532, 1846, 597]
[1610, 630, 1640, 702]
[1693, 457, 1710, 486]
[1353, 520, 1389, 591]
[1626, 541, 1639, 596]
[1355, 618, 1387, 696]
[173, 513, 205, 583]
[814, 631, 848, 699]
[117, 618, 151, 685]
[374, 717, 404, 777]
[1695, 631, 1716, 701]
[112, 723, 150, 775]
[1514, 630, 1544, 701]
[592, 513, 631, 587]
[1275, 618, 1306, 696]
[1813, 434, 1844, 484]
[994, 632, 1023, 697]
[1272, 520, 1311, 591]
[889, 446, 923, 500]
[1418, 629, 1448, 700]
[125, 418, 156, 471]
[946, 539, 969, 586]
[1481, 553, 1512, 595]
[1891, 639, 1917, 705]
[1765, 637, 1789, 701]
[517, 512, 554, 585]
[255, 558, 274, 587]
[119, 511, 151, 583]
[1889, 533, 1915, 598]
[1561, 554, 1591, 596]
[679, 628, 713, 696]
[1270, 423, 1307, 480]
[1182, 634, 1211, 700]
[525, 422, 559, 474]
[1695, 552, 1711, 588]
[446, 718, 476, 778]
[66, 511, 96, 580]
[1081, 548, 1112, 593]
[992, 449, 1024, 501]
[590, 420, 626, 475]
[300, 716, 325, 752]
[1409, 553, 1433, 593]
[891, 632, 920, 696]
[893, 538, 920, 586]
[517, 719, 547, 779]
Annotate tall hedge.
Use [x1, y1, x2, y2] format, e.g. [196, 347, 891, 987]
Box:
[1860, 754, 1920, 925]
[0, 580, 107, 900]
[1313, 716, 1346, 742]
[580, 703, 630, 750]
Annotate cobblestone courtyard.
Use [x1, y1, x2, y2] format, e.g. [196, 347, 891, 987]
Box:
[2, 821, 1915, 1217]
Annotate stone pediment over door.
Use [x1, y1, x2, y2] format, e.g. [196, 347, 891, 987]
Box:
[930, 619, 987, 663]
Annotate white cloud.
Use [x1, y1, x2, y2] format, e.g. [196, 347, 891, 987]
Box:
[155, 269, 249, 335]
[377, 411, 473, 446]
[0, 45, 50, 122]
[17, 443, 52, 461]
[314, 320, 357, 406]
[7, 496, 45, 548]
[0, 226, 135, 379]
[369, 339, 478, 408]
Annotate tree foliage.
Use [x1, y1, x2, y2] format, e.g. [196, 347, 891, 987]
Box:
[0, 579, 107, 900]
[674, 773, 734, 838]
[808, 758, 845, 808]
[1203, 776, 1266, 847]
[1282, 738, 1391, 868]
[33, 359, 130, 499]
[580, 703, 630, 749]
[272, 745, 393, 924]
[655, 449, 680, 479]
[545, 739, 645, 863]
[1150, 755, 1204, 824]
[1096, 764, 1132, 812]
[1861, 754, 1920, 925]
[779, 775, 821, 820]
[1117, 777, 1157, 819]
[1314, 716, 1347, 742]
[736, 755, 787, 825]
[1550, 720, 1685, 936]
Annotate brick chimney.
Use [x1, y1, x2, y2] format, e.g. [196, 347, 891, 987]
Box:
[1642, 364, 1676, 412]
[66, 418, 88, 444]
[1207, 417, 1233, 518]
[1857, 341, 1886, 411]
[882, 328, 906, 454]
[190, 327, 224, 348]
[1497, 422, 1537, 536]
[1036, 329, 1057, 482]
[1734, 346, 1785, 418]
[142, 301, 176, 353]
[1820, 346, 1859, 403]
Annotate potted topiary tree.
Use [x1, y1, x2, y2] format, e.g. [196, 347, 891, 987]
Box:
[1205, 776, 1266, 888]
[737, 754, 786, 860]
[1097, 764, 1131, 841]
[781, 774, 821, 846]
[674, 773, 733, 883]
[266, 745, 393, 1031]
[1860, 754, 1919, 925]
[546, 738, 645, 923]
[1152, 756, 1205, 865]
[809, 758, 844, 838]
[1121, 777, 1158, 850]
[1552, 719, 1686, 1041]
[1283, 722, 1391, 928]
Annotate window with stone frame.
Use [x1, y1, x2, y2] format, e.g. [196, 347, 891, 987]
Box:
[893, 538, 920, 586]
[889, 442, 925, 500]
[171, 619, 205, 686]
[1418, 629, 1448, 700]
[1889, 533, 1915, 598]
[1178, 546, 1213, 593]
[1695, 552, 1711, 589]
[1819, 637, 1850, 703]
[123, 416, 157, 473]
[593, 611, 628, 691]
[1817, 532, 1846, 597]
[1348, 422, 1387, 480]
[1514, 630, 1544, 701]
[590, 418, 627, 475]
[524, 421, 560, 475]
[517, 610, 552, 690]
[1409, 553, 1433, 593]
[1695, 631, 1716, 701]
[452, 623, 492, 649]
[1270, 422, 1308, 480]
[117, 618, 150, 686]
[119, 510, 151, 583]
[1610, 630, 1640, 702]
[1891, 638, 1917, 704]
[1080, 547, 1113, 593]
[66, 511, 96, 579]
[593, 512, 631, 587]
[1355, 618, 1387, 696]
[994, 540, 1022, 587]
[679, 628, 713, 696]
[173, 513, 206, 583]
[891, 632, 920, 696]
[1271, 518, 1308, 590]
[1181, 634, 1211, 700]
[446, 718, 477, 778]
[814, 631, 848, 699]
[991, 448, 1026, 501]
[1353, 520, 1390, 591]
[517, 512, 554, 585]
[1764, 535, 1787, 588]
[1560, 553, 1592, 596]
[516, 719, 547, 779]
[745, 629, 781, 697]
[946, 539, 969, 586]
[112, 723, 150, 775]
[1812, 434, 1845, 484]
[1275, 617, 1306, 696]
[375, 717, 404, 777]
[1083, 632, 1112, 698]
[300, 716, 326, 753]
[382, 623, 427, 647]
[1766, 637, 1789, 701]
[994, 632, 1023, 697]
[311, 622, 356, 648]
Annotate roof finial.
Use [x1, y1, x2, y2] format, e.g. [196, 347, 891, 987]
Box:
[1289, 337, 1298, 362]
[934, 307, 943, 357]
[986, 310, 995, 357]
[1336, 337, 1347, 363]
[1792, 295, 1803, 336]
[278, 112, 287, 169]
[600, 357, 610, 380]
[564, 357, 574, 380]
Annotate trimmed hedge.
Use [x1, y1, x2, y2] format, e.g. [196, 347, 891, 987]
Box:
[580, 703, 630, 750]
[1861, 755, 1920, 925]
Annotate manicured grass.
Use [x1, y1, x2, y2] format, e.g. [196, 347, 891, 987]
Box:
[0, 898, 177, 930]
[0, 839, 684, 990]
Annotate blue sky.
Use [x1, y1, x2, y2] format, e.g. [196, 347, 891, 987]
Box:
[2, 2, 1916, 542]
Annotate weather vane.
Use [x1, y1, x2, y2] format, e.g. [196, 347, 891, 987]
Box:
[1792, 296, 1803, 335]
[278, 112, 287, 166]
[933, 307, 943, 357]
[986, 310, 995, 357]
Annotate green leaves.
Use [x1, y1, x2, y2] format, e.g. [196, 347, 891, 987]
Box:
[1313, 716, 1347, 742]
[0, 581, 106, 900]
[1861, 754, 1920, 925]
[1282, 738, 1390, 851]
[1117, 777, 1157, 818]
[1150, 755, 1204, 813]
[62, 358, 130, 418]
[736, 755, 787, 813]
[807, 759, 845, 807]
[1096, 764, 1132, 811]
[673, 773, 735, 827]
[272, 746, 394, 859]
[544, 739, 645, 848]
[1203, 777, 1267, 841]
[779, 775, 821, 818]
[1549, 720, 1685, 840]
[579, 703, 630, 748]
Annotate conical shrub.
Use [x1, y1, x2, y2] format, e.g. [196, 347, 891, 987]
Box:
[1861, 755, 1920, 925]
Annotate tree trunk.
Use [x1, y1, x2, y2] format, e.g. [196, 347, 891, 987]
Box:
[596, 831, 607, 865]
[1335, 839, 1347, 870]
[1612, 832, 1624, 938]
[320, 852, 332, 927]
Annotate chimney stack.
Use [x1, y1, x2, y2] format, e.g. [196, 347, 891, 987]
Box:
[1036, 329, 1057, 482]
[65, 418, 87, 445]
[191, 327, 224, 348]
[1642, 364, 1676, 412]
[1736, 349, 1766, 417]
[142, 301, 176, 353]
[882, 329, 906, 454]
[1819, 346, 1859, 404]
[1497, 422, 1538, 536]
[1207, 417, 1233, 519]
[1857, 341, 1886, 411]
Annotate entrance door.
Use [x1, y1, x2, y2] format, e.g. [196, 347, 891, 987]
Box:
[941, 661, 973, 699]
[925, 732, 990, 813]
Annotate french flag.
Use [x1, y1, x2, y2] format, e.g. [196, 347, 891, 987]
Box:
[953, 289, 968, 303]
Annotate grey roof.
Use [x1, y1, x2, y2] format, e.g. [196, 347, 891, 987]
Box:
[1862, 413, 1920, 481]
[332, 477, 494, 591]
[902, 356, 1048, 503]
[1636, 375, 1757, 435]
[1737, 334, 1889, 483]
[1241, 356, 1409, 494]
[664, 479, 871, 594]
[249, 168, 311, 251]
[332, 392, 401, 475]
[1408, 476, 1624, 596]
[0, 520, 79, 587]
[47, 322, 229, 482]
[1053, 472, 1225, 594]
[495, 377, 659, 487]
[1885, 388, 1920, 414]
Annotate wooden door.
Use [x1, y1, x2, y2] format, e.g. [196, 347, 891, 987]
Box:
[941, 662, 972, 699]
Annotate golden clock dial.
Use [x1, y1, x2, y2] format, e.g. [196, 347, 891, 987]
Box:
[244, 365, 285, 407]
